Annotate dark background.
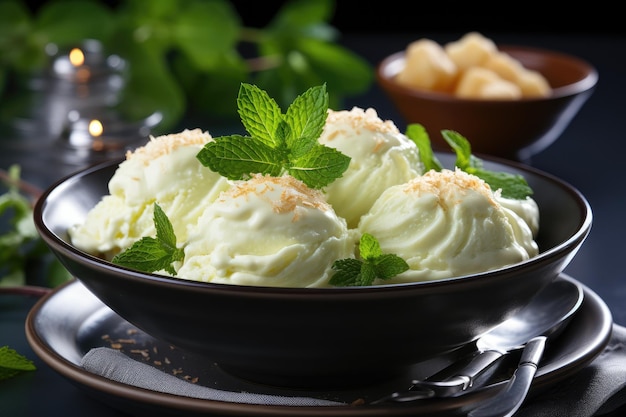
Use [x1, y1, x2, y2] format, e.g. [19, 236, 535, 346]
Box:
[21, 0, 624, 35]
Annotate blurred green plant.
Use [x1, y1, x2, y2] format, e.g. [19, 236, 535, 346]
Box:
[0, 0, 373, 132]
[0, 165, 72, 288]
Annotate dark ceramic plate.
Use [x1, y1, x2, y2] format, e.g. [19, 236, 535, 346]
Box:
[26, 274, 611, 417]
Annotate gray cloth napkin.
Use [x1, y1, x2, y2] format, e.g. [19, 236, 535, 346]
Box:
[81, 324, 626, 413]
[81, 347, 343, 406]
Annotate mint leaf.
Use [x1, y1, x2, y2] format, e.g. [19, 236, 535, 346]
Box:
[0, 346, 36, 381]
[404, 125, 533, 200]
[237, 83, 283, 148]
[405, 123, 442, 172]
[153, 201, 178, 251]
[289, 144, 351, 189]
[112, 203, 184, 275]
[441, 130, 533, 199]
[329, 258, 370, 286]
[195, 134, 284, 180]
[283, 82, 329, 149]
[440, 129, 483, 171]
[330, 233, 409, 286]
[197, 83, 350, 189]
[468, 168, 534, 200]
[358, 232, 383, 258]
[372, 254, 412, 280]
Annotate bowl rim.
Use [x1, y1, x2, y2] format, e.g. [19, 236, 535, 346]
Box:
[34, 154, 593, 296]
[377, 44, 599, 103]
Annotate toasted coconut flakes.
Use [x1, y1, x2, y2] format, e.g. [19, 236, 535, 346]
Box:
[131, 349, 150, 358]
[325, 107, 400, 135]
[125, 128, 213, 164]
[404, 168, 498, 208]
[220, 174, 331, 215]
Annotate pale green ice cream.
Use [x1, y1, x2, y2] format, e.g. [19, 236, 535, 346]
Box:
[496, 195, 540, 237]
[176, 174, 356, 288]
[318, 107, 424, 228]
[68, 129, 231, 259]
[358, 168, 539, 283]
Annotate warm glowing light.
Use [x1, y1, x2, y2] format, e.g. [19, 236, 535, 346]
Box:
[88, 119, 104, 137]
[69, 48, 85, 67]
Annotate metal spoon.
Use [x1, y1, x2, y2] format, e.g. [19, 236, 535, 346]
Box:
[467, 335, 547, 417]
[372, 278, 584, 403]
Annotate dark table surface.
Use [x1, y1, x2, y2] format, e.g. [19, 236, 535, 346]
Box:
[1, 31, 625, 416]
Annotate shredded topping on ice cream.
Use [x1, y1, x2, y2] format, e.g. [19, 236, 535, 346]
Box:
[221, 174, 332, 216]
[324, 108, 400, 149]
[404, 168, 498, 208]
[125, 128, 212, 164]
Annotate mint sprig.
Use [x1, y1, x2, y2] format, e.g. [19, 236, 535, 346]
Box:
[330, 233, 409, 286]
[196, 83, 351, 189]
[112, 203, 184, 275]
[0, 346, 36, 381]
[405, 124, 533, 200]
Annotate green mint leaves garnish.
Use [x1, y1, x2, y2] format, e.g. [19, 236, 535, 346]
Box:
[405, 124, 533, 200]
[330, 233, 409, 286]
[0, 346, 36, 381]
[112, 203, 184, 275]
[405, 123, 443, 173]
[196, 83, 351, 189]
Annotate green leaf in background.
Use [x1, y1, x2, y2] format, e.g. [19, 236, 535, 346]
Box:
[295, 38, 373, 96]
[0, 165, 72, 288]
[0, 346, 36, 381]
[0, 0, 374, 134]
[173, 0, 240, 70]
[254, 0, 372, 111]
[0, 1, 32, 67]
[174, 53, 248, 122]
[35, 0, 115, 46]
[268, 0, 335, 33]
[113, 39, 186, 132]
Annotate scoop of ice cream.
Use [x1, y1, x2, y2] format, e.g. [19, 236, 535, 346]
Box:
[357, 168, 539, 283]
[318, 107, 424, 228]
[69, 129, 231, 258]
[176, 174, 356, 288]
[496, 195, 540, 237]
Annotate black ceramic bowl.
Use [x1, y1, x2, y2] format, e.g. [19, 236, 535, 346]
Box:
[33, 153, 592, 388]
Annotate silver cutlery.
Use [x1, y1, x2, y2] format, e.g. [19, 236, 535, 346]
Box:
[467, 335, 546, 417]
[372, 278, 583, 404]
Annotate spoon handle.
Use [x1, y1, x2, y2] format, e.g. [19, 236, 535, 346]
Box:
[468, 336, 546, 417]
[410, 349, 504, 396]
